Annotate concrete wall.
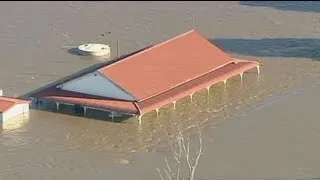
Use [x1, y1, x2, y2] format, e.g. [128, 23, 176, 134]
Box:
[0, 103, 29, 122]
[59, 72, 136, 101]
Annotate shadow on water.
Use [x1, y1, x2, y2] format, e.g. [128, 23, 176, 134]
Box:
[68, 47, 81, 56]
[240, 1, 320, 13]
[211, 38, 320, 61]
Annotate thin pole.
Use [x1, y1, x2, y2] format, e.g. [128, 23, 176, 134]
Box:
[192, 12, 195, 29]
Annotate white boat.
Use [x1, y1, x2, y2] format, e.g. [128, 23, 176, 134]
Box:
[77, 43, 111, 57]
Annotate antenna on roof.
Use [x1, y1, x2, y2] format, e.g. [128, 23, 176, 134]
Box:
[192, 11, 195, 30]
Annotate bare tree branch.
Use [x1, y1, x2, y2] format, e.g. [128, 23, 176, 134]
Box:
[156, 125, 203, 180]
[189, 125, 203, 180]
[182, 134, 192, 175]
[164, 168, 173, 180]
[157, 168, 164, 180]
[175, 133, 182, 180]
[165, 158, 172, 174]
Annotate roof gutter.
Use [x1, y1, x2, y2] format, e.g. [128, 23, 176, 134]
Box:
[133, 101, 142, 115]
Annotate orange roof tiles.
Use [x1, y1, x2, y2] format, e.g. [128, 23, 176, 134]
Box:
[0, 97, 30, 113]
[99, 29, 233, 101]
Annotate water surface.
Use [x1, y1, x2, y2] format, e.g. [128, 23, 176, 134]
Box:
[0, 1, 319, 180]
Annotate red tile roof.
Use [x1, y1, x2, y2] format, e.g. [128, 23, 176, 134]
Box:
[99, 30, 234, 101]
[0, 97, 30, 113]
[32, 60, 258, 115]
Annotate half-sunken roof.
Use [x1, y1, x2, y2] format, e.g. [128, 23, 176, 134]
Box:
[99, 29, 233, 101]
[0, 97, 30, 113]
[32, 61, 258, 115]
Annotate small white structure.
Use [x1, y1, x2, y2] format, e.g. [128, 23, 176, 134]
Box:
[0, 94, 30, 122]
[77, 43, 111, 57]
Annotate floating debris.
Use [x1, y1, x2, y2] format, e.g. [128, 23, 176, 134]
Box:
[77, 43, 111, 57]
[118, 158, 131, 165]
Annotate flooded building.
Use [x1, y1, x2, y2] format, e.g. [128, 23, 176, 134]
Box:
[0, 92, 30, 122]
[31, 29, 260, 123]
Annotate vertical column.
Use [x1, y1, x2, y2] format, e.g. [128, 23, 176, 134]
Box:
[35, 98, 39, 108]
[172, 101, 176, 110]
[56, 102, 60, 111]
[83, 106, 87, 116]
[256, 65, 261, 74]
[111, 111, 114, 120]
[190, 93, 194, 103]
[223, 79, 228, 88]
[240, 72, 243, 81]
[138, 115, 142, 125]
[206, 86, 210, 95]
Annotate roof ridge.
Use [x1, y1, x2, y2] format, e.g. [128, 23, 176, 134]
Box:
[98, 29, 196, 72]
[0, 96, 29, 104]
[0, 97, 17, 103]
[0, 100, 15, 104]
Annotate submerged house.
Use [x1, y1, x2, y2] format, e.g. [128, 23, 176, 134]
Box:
[31, 29, 260, 123]
[0, 93, 30, 122]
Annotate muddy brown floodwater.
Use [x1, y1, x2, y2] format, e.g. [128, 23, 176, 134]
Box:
[0, 1, 319, 180]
